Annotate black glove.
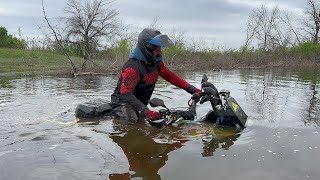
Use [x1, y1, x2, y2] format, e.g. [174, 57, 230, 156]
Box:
[191, 92, 201, 103]
[186, 85, 202, 94]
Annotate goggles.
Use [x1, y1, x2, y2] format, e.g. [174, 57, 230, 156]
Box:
[145, 43, 161, 51]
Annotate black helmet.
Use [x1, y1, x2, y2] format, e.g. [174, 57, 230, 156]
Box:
[137, 28, 174, 63]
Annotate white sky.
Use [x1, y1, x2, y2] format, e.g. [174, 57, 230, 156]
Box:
[0, 0, 306, 49]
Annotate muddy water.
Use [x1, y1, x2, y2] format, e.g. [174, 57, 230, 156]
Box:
[0, 68, 319, 180]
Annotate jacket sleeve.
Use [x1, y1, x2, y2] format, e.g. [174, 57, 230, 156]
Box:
[120, 67, 149, 113]
[158, 61, 197, 94]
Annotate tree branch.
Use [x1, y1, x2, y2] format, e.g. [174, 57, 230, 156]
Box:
[41, 0, 77, 73]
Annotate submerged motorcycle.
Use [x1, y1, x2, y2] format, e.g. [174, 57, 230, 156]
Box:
[146, 74, 248, 128]
[75, 74, 248, 128]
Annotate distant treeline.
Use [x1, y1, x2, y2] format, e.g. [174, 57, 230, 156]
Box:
[0, 27, 26, 49]
[49, 39, 320, 71]
[2, 0, 320, 74]
[1, 34, 320, 75]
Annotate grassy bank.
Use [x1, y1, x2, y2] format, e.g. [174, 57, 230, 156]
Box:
[1, 45, 320, 77]
[162, 44, 320, 71]
[0, 48, 72, 74]
[0, 48, 122, 76]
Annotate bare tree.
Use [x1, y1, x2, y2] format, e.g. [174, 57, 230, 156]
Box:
[148, 17, 161, 30]
[245, 5, 282, 50]
[168, 26, 186, 45]
[163, 27, 187, 66]
[280, 12, 302, 45]
[64, 0, 119, 71]
[108, 23, 135, 68]
[244, 17, 259, 47]
[272, 16, 292, 48]
[41, 0, 77, 73]
[303, 0, 320, 45]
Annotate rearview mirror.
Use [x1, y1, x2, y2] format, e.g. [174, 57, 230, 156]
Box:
[149, 98, 166, 108]
[201, 74, 208, 84]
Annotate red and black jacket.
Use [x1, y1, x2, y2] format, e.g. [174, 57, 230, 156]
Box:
[111, 58, 196, 114]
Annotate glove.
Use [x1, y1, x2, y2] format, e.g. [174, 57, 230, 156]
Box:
[186, 85, 203, 95]
[191, 92, 201, 103]
[145, 110, 161, 121]
[194, 88, 204, 96]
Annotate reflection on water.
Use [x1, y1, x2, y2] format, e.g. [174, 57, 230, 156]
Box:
[109, 119, 187, 179]
[109, 119, 242, 179]
[0, 68, 320, 179]
[200, 127, 241, 157]
[305, 80, 319, 126]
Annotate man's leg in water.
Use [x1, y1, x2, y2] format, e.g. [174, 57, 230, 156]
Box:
[113, 103, 138, 122]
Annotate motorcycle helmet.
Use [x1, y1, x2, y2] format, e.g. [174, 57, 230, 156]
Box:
[137, 28, 174, 63]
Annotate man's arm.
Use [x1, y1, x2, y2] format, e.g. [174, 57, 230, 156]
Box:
[158, 61, 200, 94]
[120, 67, 149, 113]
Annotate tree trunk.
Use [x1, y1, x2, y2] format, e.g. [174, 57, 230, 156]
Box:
[313, 27, 319, 45]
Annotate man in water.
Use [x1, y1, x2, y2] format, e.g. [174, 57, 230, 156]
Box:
[111, 28, 201, 122]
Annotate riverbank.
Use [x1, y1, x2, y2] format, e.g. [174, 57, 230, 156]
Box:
[1, 48, 320, 78]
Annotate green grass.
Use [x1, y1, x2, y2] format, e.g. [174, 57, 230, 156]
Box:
[1, 44, 320, 77]
[0, 48, 79, 73]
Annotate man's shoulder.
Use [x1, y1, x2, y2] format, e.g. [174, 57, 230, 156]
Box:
[158, 61, 168, 70]
[123, 58, 145, 71]
[123, 58, 140, 66]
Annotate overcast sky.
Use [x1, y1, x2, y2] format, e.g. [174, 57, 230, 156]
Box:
[0, 0, 307, 49]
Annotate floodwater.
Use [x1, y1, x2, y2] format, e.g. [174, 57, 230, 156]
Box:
[0, 68, 319, 180]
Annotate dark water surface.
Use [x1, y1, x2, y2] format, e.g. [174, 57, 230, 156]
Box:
[0, 69, 319, 180]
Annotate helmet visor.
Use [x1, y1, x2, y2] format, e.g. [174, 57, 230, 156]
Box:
[147, 34, 174, 48]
